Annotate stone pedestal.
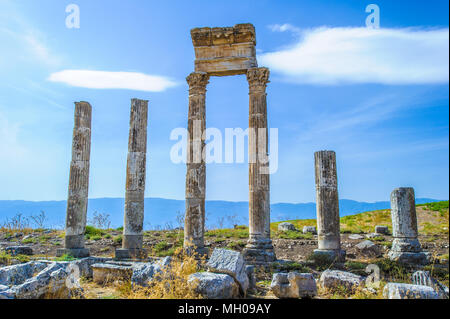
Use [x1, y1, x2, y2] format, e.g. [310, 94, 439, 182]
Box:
[312, 151, 345, 262]
[115, 99, 148, 260]
[388, 187, 429, 265]
[58, 102, 92, 258]
[243, 67, 275, 264]
[184, 72, 209, 257]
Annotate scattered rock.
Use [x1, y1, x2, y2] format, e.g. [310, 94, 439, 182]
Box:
[302, 226, 317, 235]
[375, 226, 389, 235]
[188, 272, 239, 299]
[320, 270, 365, 292]
[278, 222, 296, 232]
[412, 271, 449, 299]
[0, 261, 47, 286]
[4, 246, 33, 256]
[207, 248, 249, 295]
[348, 234, 364, 240]
[366, 233, 381, 239]
[355, 240, 381, 257]
[131, 257, 172, 287]
[270, 272, 317, 298]
[245, 265, 256, 291]
[383, 283, 439, 299]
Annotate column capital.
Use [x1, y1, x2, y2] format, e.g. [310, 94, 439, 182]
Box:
[186, 72, 209, 94]
[246, 67, 270, 92]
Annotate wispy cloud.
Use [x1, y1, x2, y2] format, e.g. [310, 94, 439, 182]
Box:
[268, 23, 301, 34]
[48, 70, 178, 92]
[260, 26, 449, 85]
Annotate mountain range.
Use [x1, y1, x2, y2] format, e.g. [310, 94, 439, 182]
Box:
[0, 197, 442, 230]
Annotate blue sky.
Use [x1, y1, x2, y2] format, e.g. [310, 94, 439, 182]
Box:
[0, 0, 448, 203]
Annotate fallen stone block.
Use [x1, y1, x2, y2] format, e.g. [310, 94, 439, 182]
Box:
[270, 272, 317, 298]
[302, 226, 317, 235]
[320, 270, 365, 292]
[412, 271, 449, 299]
[278, 222, 296, 232]
[355, 240, 381, 257]
[188, 272, 239, 299]
[0, 261, 47, 286]
[5, 246, 33, 256]
[375, 226, 389, 235]
[383, 283, 439, 299]
[348, 234, 364, 240]
[91, 263, 133, 284]
[207, 248, 249, 295]
[131, 257, 172, 287]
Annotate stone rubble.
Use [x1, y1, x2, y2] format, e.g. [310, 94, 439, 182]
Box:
[270, 272, 317, 298]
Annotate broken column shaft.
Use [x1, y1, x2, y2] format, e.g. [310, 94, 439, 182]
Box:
[184, 72, 209, 256]
[388, 187, 429, 265]
[116, 99, 149, 260]
[57, 101, 92, 258]
[313, 150, 345, 262]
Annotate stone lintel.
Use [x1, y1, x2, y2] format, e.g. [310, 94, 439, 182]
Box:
[191, 24, 258, 76]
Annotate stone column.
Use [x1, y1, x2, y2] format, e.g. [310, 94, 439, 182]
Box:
[115, 99, 149, 260]
[243, 67, 275, 263]
[57, 102, 92, 258]
[184, 72, 209, 256]
[388, 187, 429, 265]
[313, 151, 345, 262]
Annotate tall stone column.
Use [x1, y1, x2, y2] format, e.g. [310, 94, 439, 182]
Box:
[116, 99, 149, 260]
[184, 72, 209, 256]
[388, 187, 429, 265]
[243, 67, 275, 263]
[313, 151, 345, 262]
[57, 102, 92, 258]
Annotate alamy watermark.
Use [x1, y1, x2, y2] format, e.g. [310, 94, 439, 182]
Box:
[365, 4, 380, 29]
[65, 4, 80, 29]
[170, 124, 279, 174]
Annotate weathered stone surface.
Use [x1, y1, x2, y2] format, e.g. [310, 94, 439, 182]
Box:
[412, 270, 449, 299]
[270, 272, 317, 299]
[319, 270, 365, 292]
[63, 101, 92, 255]
[383, 283, 439, 299]
[91, 263, 133, 284]
[278, 222, 296, 232]
[191, 24, 257, 76]
[245, 265, 256, 290]
[302, 226, 317, 235]
[184, 73, 209, 255]
[355, 240, 381, 257]
[389, 187, 428, 265]
[4, 246, 33, 256]
[348, 234, 364, 240]
[0, 261, 47, 286]
[314, 151, 344, 261]
[207, 248, 249, 294]
[188, 272, 240, 299]
[119, 99, 148, 259]
[244, 67, 275, 263]
[131, 257, 172, 287]
[375, 225, 389, 235]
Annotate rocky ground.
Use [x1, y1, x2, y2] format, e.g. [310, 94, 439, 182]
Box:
[1, 201, 448, 299]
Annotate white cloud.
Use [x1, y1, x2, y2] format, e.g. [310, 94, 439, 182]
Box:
[48, 70, 178, 92]
[259, 27, 449, 85]
[268, 23, 301, 34]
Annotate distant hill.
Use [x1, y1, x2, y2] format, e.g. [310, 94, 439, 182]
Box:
[0, 197, 442, 230]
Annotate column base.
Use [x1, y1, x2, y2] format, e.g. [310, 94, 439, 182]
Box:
[114, 248, 148, 260]
[56, 248, 90, 258]
[388, 251, 430, 265]
[391, 238, 422, 252]
[313, 249, 346, 263]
